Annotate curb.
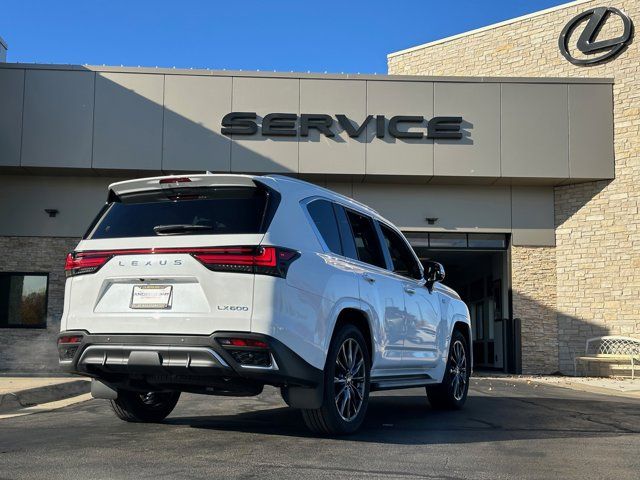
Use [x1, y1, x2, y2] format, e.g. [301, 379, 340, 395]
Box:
[479, 375, 640, 399]
[0, 379, 91, 413]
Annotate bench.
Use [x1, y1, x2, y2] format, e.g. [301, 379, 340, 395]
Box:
[574, 336, 640, 379]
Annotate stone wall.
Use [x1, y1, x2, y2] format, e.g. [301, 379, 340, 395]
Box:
[0, 236, 78, 372]
[511, 246, 558, 374]
[389, 0, 640, 373]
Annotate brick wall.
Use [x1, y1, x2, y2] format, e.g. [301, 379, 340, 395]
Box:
[0, 236, 78, 372]
[389, 0, 640, 373]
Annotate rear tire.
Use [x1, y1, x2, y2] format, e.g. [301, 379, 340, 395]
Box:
[302, 324, 371, 435]
[110, 390, 180, 423]
[427, 330, 470, 410]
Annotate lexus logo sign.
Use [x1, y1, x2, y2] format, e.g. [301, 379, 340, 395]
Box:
[559, 7, 633, 65]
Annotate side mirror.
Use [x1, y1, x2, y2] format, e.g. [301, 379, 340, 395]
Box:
[424, 261, 445, 292]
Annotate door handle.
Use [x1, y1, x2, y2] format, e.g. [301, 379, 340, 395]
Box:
[404, 286, 416, 294]
[362, 272, 376, 283]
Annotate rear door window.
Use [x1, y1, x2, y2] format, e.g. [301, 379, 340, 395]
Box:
[87, 186, 273, 239]
[344, 210, 386, 269]
[333, 204, 358, 260]
[306, 199, 343, 255]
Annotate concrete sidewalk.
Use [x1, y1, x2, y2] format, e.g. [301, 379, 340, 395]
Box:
[0, 376, 90, 413]
[477, 372, 640, 398]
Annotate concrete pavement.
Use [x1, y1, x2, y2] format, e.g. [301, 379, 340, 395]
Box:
[1, 377, 639, 480]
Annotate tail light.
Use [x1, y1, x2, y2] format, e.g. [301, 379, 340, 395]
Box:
[218, 338, 269, 348]
[57, 334, 84, 362]
[65, 246, 299, 278]
[193, 246, 299, 278]
[218, 337, 272, 367]
[65, 252, 112, 277]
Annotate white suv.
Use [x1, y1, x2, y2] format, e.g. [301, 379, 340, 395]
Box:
[58, 174, 471, 434]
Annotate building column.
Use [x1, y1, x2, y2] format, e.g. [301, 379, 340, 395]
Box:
[511, 245, 559, 374]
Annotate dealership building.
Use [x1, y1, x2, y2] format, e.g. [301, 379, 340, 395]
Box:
[0, 0, 638, 375]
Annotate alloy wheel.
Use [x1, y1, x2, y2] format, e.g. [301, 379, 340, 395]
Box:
[139, 392, 165, 408]
[333, 338, 366, 421]
[449, 340, 467, 401]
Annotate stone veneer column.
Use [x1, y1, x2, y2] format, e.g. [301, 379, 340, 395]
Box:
[389, 0, 640, 374]
[511, 246, 559, 374]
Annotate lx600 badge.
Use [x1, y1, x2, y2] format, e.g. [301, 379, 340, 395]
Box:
[217, 305, 249, 311]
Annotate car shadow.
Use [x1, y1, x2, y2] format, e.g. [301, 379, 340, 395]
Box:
[165, 389, 640, 445]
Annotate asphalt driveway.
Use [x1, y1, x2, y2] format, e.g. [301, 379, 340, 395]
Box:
[1, 377, 639, 480]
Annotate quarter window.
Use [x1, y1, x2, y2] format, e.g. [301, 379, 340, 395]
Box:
[344, 210, 386, 269]
[0, 273, 48, 328]
[379, 224, 422, 280]
[307, 199, 342, 255]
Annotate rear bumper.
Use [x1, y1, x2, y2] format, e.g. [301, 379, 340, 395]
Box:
[57, 331, 323, 394]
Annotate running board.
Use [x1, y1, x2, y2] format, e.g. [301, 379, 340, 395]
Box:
[370, 374, 433, 391]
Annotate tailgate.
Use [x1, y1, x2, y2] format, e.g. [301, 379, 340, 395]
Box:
[63, 234, 263, 335]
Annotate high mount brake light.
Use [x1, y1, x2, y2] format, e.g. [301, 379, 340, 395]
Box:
[65, 246, 299, 278]
[159, 177, 192, 184]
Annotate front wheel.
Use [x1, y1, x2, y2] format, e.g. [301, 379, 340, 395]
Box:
[302, 324, 371, 435]
[426, 330, 470, 409]
[110, 390, 181, 423]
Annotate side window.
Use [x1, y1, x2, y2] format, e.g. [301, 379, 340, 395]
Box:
[344, 210, 386, 269]
[379, 223, 422, 280]
[307, 199, 342, 254]
[333, 204, 358, 260]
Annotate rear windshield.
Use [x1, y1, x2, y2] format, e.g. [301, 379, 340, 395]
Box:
[86, 186, 274, 239]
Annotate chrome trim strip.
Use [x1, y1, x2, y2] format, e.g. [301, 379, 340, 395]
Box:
[78, 344, 230, 368]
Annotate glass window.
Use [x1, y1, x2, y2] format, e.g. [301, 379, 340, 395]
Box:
[307, 199, 342, 255]
[344, 210, 386, 269]
[87, 187, 273, 239]
[429, 233, 468, 248]
[333, 204, 358, 260]
[468, 233, 507, 249]
[379, 224, 422, 280]
[0, 273, 48, 328]
[403, 232, 429, 248]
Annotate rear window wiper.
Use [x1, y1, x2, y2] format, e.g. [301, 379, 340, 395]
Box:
[153, 224, 214, 235]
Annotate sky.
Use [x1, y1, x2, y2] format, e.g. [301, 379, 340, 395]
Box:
[1, 0, 574, 74]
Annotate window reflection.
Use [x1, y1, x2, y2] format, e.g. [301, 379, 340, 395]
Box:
[0, 274, 48, 328]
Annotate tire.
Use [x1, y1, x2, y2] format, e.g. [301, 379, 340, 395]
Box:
[302, 324, 371, 435]
[110, 390, 181, 423]
[427, 330, 470, 410]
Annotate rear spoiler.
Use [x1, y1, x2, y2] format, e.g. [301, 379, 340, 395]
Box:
[108, 174, 261, 198]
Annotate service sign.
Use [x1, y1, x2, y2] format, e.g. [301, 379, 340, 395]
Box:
[221, 113, 464, 140]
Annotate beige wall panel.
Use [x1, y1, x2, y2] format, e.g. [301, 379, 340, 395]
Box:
[512, 186, 555, 246]
[434, 82, 500, 177]
[352, 183, 511, 232]
[299, 79, 366, 175]
[501, 84, 569, 179]
[163, 75, 231, 172]
[0, 175, 119, 237]
[21, 70, 94, 168]
[366, 81, 433, 177]
[568, 83, 614, 179]
[231, 77, 299, 173]
[0, 68, 24, 166]
[93, 72, 164, 170]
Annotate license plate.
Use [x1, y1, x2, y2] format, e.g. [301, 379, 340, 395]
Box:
[130, 285, 173, 309]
